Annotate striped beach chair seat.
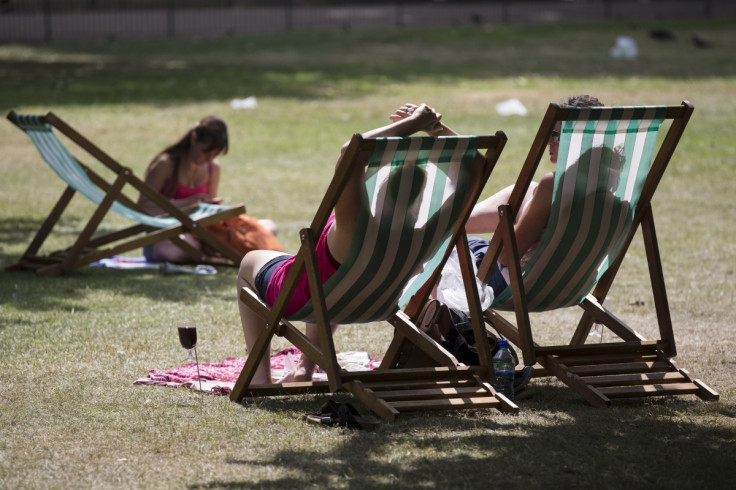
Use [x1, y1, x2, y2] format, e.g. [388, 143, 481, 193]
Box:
[6, 111, 245, 275]
[478, 101, 719, 406]
[231, 132, 519, 419]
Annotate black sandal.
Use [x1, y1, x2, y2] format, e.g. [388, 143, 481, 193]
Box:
[303, 400, 379, 430]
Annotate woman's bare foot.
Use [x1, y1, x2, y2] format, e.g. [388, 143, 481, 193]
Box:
[276, 357, 316, 384]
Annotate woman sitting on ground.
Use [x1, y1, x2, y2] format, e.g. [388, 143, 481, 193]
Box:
[137, 116, 278, 263]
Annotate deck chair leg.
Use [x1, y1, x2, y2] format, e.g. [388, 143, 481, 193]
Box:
[497, 204, 535, 365]
[641, 206, 676, 357]
[299, 228, 343, 392]
[455, 232, 494, 374]
[41, 174, 127, 275]
[7, 185, 76, 271]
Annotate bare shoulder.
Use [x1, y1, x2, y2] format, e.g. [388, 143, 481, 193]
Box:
[146, 153, 175, 177]
[143, 153, 176, 188]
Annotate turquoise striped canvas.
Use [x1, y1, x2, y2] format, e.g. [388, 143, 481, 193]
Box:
[291, 136, 480, 324]
[492, 106, 667, 311]
[15, 114, 228, 228]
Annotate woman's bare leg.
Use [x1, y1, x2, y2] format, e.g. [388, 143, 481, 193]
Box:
[237, 249, 291, 384]
[151, 233, 201, 263]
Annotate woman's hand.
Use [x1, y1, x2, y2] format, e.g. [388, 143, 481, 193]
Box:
[389, 103, 418, 122]
[406, 104, 444, 135]
[173, 193, 210, 213]
[362, 103, 447, 140]
[391, 103, 446, 136]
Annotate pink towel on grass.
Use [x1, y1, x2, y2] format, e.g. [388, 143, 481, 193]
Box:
[134, 347, 380, 395]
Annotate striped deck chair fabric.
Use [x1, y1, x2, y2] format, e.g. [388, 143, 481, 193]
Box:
[492, 105, 666, 311]
[290, 136, 481, 324]
[480, 102, 719, 406]
[14, 114, 229, 228]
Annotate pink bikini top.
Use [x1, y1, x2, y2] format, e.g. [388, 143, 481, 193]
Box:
[161, 161, 212, 199]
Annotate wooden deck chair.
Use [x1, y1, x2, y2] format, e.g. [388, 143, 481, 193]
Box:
[475, 101, 719, 406]
[6, 111, 246, 276]
[230, 132, 519, 420]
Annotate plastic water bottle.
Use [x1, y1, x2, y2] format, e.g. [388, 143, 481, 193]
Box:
[493, 339, 515, 401]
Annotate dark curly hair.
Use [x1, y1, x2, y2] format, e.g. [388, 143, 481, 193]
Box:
[562, 94, 604, 108]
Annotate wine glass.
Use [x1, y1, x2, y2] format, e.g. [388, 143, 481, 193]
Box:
[177, 320, 203, 411]
[178, 320, 197, 363]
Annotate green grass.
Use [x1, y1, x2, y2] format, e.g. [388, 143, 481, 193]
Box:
[1, 18, 736, 489]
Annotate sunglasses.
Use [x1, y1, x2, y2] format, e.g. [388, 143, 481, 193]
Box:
[549, 130, 560, 143]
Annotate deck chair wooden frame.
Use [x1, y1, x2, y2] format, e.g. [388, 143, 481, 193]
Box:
[6, 110, 246, 276]
[476, 101, 719, 406]
[230, 132, 519, 420]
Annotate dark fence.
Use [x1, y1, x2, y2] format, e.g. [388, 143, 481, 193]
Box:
[1, 1, 732, 43]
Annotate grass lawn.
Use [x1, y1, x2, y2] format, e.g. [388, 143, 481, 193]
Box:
[1, 17, 735, 489]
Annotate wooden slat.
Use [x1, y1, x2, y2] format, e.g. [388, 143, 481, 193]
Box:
[340, 365, 487, 383]
[555, 353, 658, 367]
[581, 371, 687, 387]
[389, 396, 504, 412]
[360, 378, 477, 391]
[235, 381, 332, 397]
[536, 340, 660, 357]
[598, 382, 701, 398]
[567, 361, 671, 376]
[693, 380, 721, 401]
[372, 386, 491, 402]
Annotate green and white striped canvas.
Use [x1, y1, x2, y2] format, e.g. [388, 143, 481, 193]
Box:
[292, 136, 480, 324]
[15, 114, 228, 228]
[493, 105, 667, 311]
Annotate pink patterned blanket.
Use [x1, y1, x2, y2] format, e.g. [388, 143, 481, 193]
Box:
[134, 347, 379, 395]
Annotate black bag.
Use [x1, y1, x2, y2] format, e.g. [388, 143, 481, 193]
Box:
[397, 299, 519, 368]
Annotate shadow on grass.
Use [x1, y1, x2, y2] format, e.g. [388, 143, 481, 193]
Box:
[1, 266, 237, 314]
[0, 216, 48, 252]
[0, 215, 238, 312]
[213, 388, 736, 489]
[2, 19, 736, 110]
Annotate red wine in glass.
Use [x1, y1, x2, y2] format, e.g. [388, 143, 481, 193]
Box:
[176, 320, 203, 410]
[178, 321, 197, 363]
[178, 326, 197, 350]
